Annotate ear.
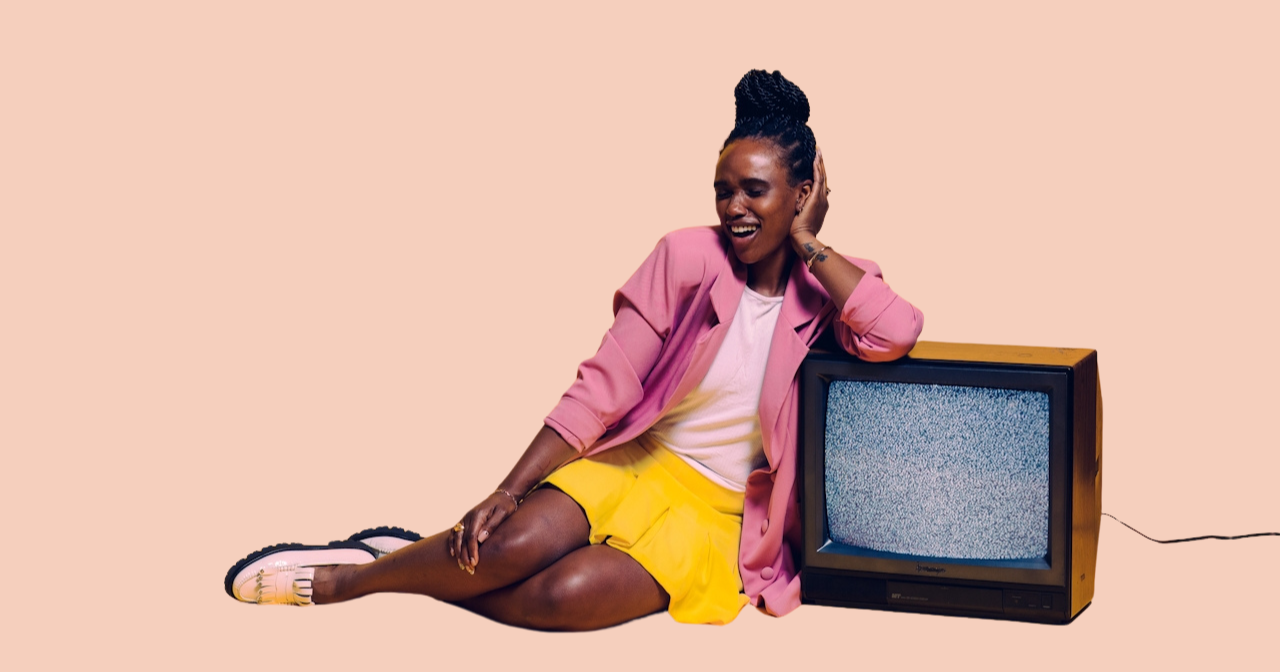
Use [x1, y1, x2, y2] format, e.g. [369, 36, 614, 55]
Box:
[795, 180, 814, 214]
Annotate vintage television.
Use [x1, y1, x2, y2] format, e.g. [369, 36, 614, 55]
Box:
[799, 340, 1102, 624]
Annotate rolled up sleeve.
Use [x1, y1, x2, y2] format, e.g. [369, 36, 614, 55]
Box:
[545, 234, 698, 451]
[833, 258, 924, 362]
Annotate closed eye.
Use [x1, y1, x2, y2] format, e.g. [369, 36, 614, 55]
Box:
[715, 189, 766, 200]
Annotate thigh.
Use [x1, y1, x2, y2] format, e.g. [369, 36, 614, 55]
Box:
[457, 544, 671, 632]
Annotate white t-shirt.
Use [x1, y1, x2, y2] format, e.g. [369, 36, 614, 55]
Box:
[646, 286, 783, 492]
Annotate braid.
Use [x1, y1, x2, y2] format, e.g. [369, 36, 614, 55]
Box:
[722, 70, 817, 185]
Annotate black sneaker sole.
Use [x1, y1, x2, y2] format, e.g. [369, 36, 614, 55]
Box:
[343, 526, 423, 545]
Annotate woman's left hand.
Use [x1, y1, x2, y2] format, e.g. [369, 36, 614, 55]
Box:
[791, 146, 830, 244]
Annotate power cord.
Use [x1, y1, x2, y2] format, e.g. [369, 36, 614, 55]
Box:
[1103, 513, 1279, 544]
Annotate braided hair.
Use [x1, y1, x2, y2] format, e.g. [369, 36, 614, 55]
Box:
[722, 69, 817, 186]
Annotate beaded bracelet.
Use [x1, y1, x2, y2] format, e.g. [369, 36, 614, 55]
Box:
[494, 488, 521, 507]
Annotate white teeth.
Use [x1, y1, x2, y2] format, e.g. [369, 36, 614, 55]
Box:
[731, 225, 758, 234]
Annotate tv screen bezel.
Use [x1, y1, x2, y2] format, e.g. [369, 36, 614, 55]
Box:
[800, 352, 1073, 589]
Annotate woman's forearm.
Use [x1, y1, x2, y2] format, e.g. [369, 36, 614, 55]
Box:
[791, 232, 865, 310]
[495, 425, 581, 501]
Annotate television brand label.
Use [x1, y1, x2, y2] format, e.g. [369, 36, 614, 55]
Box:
[915, 563, 947, 574]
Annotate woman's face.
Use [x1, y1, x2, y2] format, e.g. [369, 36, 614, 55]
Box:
[714, 138, 805, 266]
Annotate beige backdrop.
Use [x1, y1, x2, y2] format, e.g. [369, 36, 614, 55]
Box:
[3, 1, 1276, 670]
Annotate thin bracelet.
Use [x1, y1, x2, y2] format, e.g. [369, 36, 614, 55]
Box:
[806, 245, 832, 271]
[494, 488, 521, 507]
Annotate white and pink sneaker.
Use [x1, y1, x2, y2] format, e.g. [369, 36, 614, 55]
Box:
[225, 540, 376, 605]
[225, 527, 424, 604]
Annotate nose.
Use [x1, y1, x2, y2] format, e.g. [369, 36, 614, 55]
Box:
[725, 192, 748, 218]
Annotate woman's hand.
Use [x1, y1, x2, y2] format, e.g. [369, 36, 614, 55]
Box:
[449, 490, 519, 574]
[791, 146, 830, 252]
[445, 426, 577, 574]
[788, 146, 865, 309]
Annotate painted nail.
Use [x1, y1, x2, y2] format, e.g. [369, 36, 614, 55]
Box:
[466, 566, 474, 576]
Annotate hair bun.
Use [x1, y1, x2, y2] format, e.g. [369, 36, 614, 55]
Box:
[734, 69, 810, 124]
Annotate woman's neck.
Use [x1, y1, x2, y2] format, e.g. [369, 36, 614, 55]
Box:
[746, 247, 794, 298]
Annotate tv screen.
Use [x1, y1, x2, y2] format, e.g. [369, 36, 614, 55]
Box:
[825, 381, 1050, 562]
[800, 341, 1102, 623]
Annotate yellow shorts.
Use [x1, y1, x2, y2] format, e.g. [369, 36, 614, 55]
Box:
[541, 434, 750, 625]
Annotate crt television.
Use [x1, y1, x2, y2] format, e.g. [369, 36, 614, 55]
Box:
[799, 340, 1102, 624]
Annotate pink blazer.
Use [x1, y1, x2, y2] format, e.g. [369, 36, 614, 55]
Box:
[545, 226, 924, 616]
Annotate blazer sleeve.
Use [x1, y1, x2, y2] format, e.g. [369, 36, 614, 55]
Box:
[832, 256, 924, 362]
[544, 233, 700, 451]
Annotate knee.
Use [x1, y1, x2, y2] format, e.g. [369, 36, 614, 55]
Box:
[479, 514, 582, 579]
[479, 524, 544, 570]
[515, 570, 596, 631]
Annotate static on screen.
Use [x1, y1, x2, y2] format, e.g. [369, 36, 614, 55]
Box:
[824, 381, 1050, 561]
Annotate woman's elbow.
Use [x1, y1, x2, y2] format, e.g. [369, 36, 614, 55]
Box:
[846, 305, 923, 362]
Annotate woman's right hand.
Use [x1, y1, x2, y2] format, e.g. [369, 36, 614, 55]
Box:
[447, 425, 578, 574]
[449, 490, 520, 574]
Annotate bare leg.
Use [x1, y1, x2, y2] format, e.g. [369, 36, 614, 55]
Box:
[313, 488, 589, 604]
[456, 545, 670, 632]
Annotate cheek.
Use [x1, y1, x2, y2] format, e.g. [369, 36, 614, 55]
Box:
[768, 199, 793, 227]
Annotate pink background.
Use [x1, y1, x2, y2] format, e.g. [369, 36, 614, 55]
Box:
[4, 2, 1276, 669]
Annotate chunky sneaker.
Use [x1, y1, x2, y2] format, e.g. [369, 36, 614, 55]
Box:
[341, 526, 422, 558]
[225, 540, 376, 604]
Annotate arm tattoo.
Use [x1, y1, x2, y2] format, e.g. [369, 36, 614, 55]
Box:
[816, 251, 829, 263]
[804, 242, 815, 254]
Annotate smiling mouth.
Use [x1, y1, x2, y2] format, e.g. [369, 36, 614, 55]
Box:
[729, 224, 760, 238]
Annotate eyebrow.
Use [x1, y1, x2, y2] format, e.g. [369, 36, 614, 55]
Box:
[713, 177, 772, 189]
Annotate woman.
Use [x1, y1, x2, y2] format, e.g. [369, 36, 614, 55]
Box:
[225, 69, 923, 630]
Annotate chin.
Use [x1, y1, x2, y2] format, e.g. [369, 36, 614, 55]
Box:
[733, 240, 791, 269]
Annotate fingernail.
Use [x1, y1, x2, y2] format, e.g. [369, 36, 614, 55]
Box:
[457, 560, 466, 571]
[466, 566, 474, 576]
[449, 547, 454, 557]
[478, 530, 489, 542]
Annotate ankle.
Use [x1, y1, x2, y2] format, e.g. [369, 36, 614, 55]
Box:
[311, 565, 356, 605]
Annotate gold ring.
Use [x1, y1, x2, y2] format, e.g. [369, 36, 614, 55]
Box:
[453, 522, 465, 533]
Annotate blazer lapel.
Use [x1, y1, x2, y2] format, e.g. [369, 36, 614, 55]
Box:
[758, 260, 829, 468]
[662, 255, 746, 416]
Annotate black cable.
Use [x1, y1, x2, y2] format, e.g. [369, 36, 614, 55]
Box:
[1102, 513, 1279, 544]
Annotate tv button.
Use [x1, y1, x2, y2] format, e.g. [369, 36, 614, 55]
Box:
[760, 519, 770, 534]
[760, 567, 775, 580]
